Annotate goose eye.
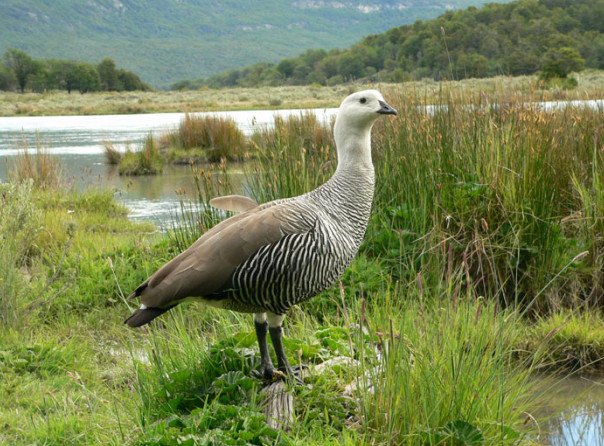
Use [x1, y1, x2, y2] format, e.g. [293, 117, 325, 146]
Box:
[359, 98, 367, 104]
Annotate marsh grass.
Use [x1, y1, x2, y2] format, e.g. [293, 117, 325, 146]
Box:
[103, 140, 123, 164]
[10, 144, 62, 189]
[523, 309, 604, 373]
[118, 135, 164, 175]
[358, 295, 535, 445]
[168, 158, 235, 251]
[371, 93, 604, 311]
[244, 91, 604, 312]
[126, 288, 537, 445]
[248, 112, 335, 203]
[114, 115, 248, 175]
[160, 113, 247, 162]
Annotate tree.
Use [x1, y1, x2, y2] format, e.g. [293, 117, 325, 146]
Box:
[26, 61, 50, 92]
[117, 69, 150, 91]
[73, 63, 100, 93]
[46, 60, 78, 93]
[0, 63, 17, 91]
[4, 48, 37, 92]
[540, 46, 585, 79]
[97, 58, 119, 90]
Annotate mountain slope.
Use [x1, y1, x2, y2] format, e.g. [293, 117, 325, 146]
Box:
[201, 0, 604, 87]
[1, 0, 509, 86]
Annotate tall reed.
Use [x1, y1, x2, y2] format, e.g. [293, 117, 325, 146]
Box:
[160, 113, 247, 162]
[248, 112, 335, 203]
[370, 92, 604, 311]
[10, 144, 62, 189]
[245, 92, 604, 312]
[169, 158, 235, 251]
[103, 140, 123, 164]
[358, 293, 534, 444]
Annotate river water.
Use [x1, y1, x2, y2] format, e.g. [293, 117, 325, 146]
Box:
[0, 108, 337, 226]
[1, 104, 604, 444]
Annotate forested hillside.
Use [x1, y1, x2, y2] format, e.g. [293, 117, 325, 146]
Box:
[197, 0, 604, 87]
[0, 0, 502, 87]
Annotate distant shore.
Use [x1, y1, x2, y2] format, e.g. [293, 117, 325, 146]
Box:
[1, 70, 603, 117]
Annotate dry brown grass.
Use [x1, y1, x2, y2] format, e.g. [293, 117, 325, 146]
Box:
[103, 141, 123, 164]
[160, 114, 247, 161]
[1, 70, 602, 117]
[10, 145, 62, 189]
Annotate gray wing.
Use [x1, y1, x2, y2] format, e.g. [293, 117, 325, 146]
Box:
[128, 199, 317, 309]
[219, 214, 346, 315]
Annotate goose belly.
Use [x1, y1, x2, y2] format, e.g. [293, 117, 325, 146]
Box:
[226, 229, 359, 314]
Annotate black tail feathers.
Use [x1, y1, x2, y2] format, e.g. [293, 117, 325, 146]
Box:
[124, 305, 174, 327]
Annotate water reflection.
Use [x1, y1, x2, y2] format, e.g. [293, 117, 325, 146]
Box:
[537, 376, 604, 446]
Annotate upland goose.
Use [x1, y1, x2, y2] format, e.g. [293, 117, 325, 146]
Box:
[125, 90, 397, 380]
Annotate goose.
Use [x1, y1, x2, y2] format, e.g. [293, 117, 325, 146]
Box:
[125, 90, 397, 380]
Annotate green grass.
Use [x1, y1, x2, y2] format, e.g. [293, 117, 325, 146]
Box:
[124, 291, 535, 445]
[523, 310, 604, 373]
[0, 175, 544, 445]
[1, 87, 604, 444]
[0, 181, 40, 326]
[118, 135, 164, 176]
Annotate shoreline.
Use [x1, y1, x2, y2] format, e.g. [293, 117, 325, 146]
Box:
[1, 70, 603, 117]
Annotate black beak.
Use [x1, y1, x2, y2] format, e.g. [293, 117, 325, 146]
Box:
[377, 100, 397, 115]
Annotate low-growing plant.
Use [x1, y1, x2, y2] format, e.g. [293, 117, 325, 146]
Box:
[119, 135, 163, 175]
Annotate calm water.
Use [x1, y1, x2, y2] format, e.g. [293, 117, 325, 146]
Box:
[536, 375, 604, 446]
[0, 108, 337, 226]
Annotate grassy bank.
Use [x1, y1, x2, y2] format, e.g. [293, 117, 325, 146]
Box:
[2, 85, 604, 444]
[0, 179, 539, 444]
[0, 70, 602, 117]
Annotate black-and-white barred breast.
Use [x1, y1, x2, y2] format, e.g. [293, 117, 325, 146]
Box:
[226, 170, 374, 315]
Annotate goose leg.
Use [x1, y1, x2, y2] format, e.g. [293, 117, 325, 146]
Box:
[254, 312, 275, 380]
[267, 313, 303, 384]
